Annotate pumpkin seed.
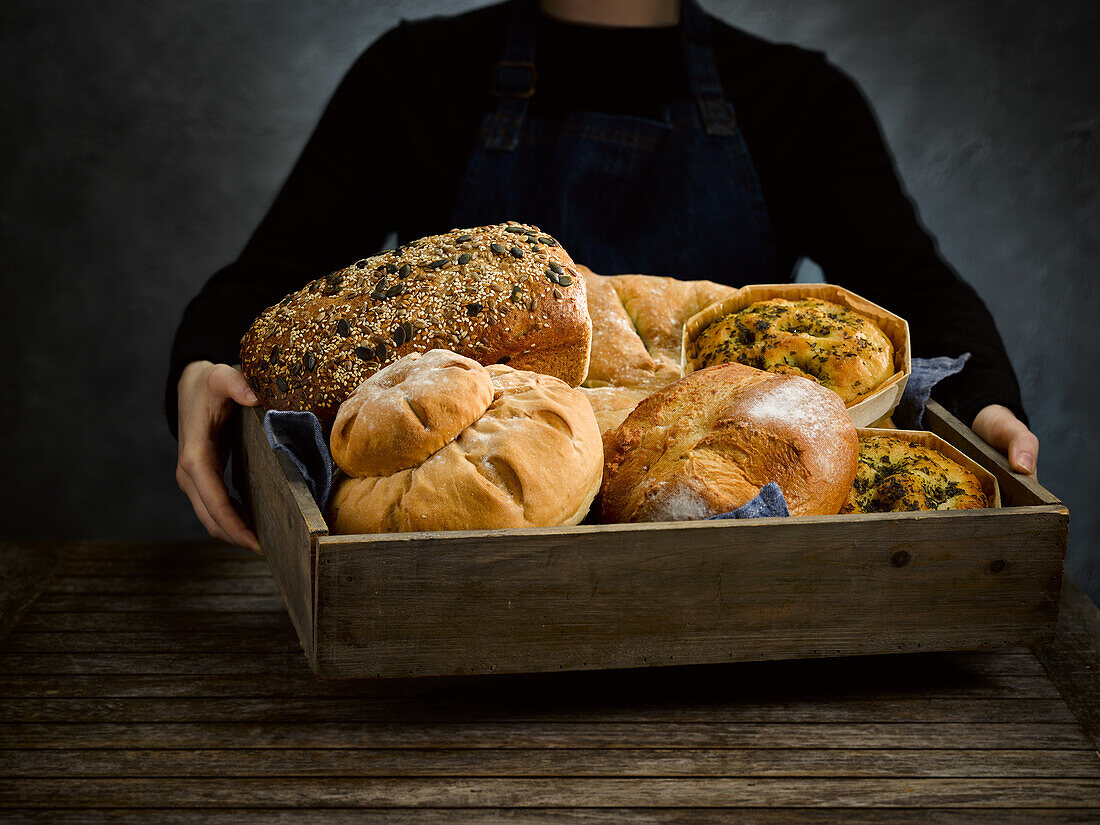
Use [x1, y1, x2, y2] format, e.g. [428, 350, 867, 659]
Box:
[303, 352, 317, 371]
[456, 234, 472, 243]
[337, 319, 350, 337]
[269, 346, 280, 364]
[509, 247, 523, 259]
[466, 302, 482, 316]
[392, 324, 406, 347]
[457, 252, 472, 265]
[558, 275, 573, 286]
[490, 243, 506, 256]
[426, 259, 447, 270]
[276, 376, 288, 392]
[385, 283, 404, 298]
[376, 341, 388, 361]
[548, 261, 564, 275]
[398, 263, 410, 279]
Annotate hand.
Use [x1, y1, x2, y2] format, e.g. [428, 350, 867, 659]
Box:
[175, 360, 263, 552]
[972, 404, 1038, 475]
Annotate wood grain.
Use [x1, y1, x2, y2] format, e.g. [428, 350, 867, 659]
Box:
[3, 777, 1099, 808]
[2, 748, 1097, 778]
[313, 507, 1066, 678]
[239, 403, 326, 665]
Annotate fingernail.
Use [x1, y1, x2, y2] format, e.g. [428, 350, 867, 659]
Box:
[245, 389, 259, 404]
[1018, 451, 1035, 473]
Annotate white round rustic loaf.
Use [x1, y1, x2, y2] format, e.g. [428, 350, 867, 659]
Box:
[328, 351, 604, 534]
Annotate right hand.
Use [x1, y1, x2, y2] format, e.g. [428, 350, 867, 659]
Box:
[175, 361, 262, 553]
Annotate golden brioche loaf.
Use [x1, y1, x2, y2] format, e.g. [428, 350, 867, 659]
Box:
[602, 363, 859, 523]
[842, 434, 988, 513]
[328, 351, 603, 534]
[687, 297, 894, 405]
[241, 223, 591, 424]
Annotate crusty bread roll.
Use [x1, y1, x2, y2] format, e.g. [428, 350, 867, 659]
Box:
[577, 265, 735, 433]
[241, 223, 591, 424]
[602, 362, 859, 523]
[687, 297, 894, 406]
[328, 351, 603, 534]
[842, 434, 988, 513]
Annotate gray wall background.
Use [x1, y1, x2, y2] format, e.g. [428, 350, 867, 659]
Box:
[2, 1, 1097, 602]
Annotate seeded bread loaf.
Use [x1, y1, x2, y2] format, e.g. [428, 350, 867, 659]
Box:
[328, 350, 603, 534]
[240, 222, 591, 424]
[602, 362, 859, 523]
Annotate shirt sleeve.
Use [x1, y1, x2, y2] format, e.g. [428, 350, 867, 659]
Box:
[799, 57, 1028, 428]
[164, 27, 406, 439]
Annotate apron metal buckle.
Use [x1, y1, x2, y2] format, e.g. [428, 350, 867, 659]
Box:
[493, 61, 537, 98]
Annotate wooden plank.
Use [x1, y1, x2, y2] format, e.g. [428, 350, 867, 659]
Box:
[0, 654, 311, 675]
[0, 647, 1059, 686]
[13, 612, 295, 633]
[3, 810, 1100, 825]
[56, 558, 271, 577]
[0, 631, 303, 654]
[23, 594, 288, 612]
[239, 404, 326, 666]
[41, 577, 281, 595]
[0, 543, 58, 641]
[1033, 575, 1100, 749]
[0, 697, 1078, 725]
[1, 722, 1093, 750]
[0, 648, 1053, 696]
[52, 542, 257, 562]
[926, 401, 1061, 508]
[3, 747, 1097, 778]
[313, 507, 1066, 678]
[2, 777, 1099, 808]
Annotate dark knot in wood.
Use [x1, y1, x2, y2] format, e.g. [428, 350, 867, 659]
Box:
[990, 559, 1007, 574]
[890, 550, 911, 568]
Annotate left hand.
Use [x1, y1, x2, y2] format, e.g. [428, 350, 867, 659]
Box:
[972, 404, 1038, 475]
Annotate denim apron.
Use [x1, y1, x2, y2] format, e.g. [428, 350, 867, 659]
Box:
[450, 0, 778, 283]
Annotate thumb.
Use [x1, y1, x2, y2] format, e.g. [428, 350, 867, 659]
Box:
[215, 366, 260, 407]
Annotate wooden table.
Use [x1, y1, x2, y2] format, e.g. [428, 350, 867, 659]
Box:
[1, 540, 1098, 823]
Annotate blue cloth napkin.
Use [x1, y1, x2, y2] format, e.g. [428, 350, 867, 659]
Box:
[893, 353, 971, 429]
[707, 482, 790, 520]
[262, 410, 333, 511]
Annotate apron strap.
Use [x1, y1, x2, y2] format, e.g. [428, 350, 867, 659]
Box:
[485, 0, 538, 151]
[485, 0, 737, 147]
[681, 0, 737, 136]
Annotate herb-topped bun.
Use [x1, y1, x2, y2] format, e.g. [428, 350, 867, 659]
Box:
[842, 434, 988, 513]
[328, 350, 604, 534]
[240, 222, 591, 424]
[687, 297, 894, 406]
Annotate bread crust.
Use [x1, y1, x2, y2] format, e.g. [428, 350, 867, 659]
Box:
[240, 223, 591, 424]
[328, 353, 603, 533]
[601, 362, 858, 522]
[842, 434, 988, 512]
[578, 265, 735, 434]
[687, 297, 894, 405]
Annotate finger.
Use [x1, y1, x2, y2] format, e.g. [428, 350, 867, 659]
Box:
[209, 364, 260, 407]
[176, 465, 235, 545]
[1007, 427, 1039, 475]
[180, 441, 262, 552]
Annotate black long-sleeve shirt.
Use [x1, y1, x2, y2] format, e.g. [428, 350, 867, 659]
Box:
[166, 1, 1026, 437]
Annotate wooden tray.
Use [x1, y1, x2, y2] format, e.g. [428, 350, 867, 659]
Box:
[681, 283, 911, 427]
[237, 400, 1066, 680]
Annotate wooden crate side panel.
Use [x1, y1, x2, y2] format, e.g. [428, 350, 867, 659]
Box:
[926, 401, 1060, 508]
[239, 406, 324, 665]
[312, 507, 1067, 679]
